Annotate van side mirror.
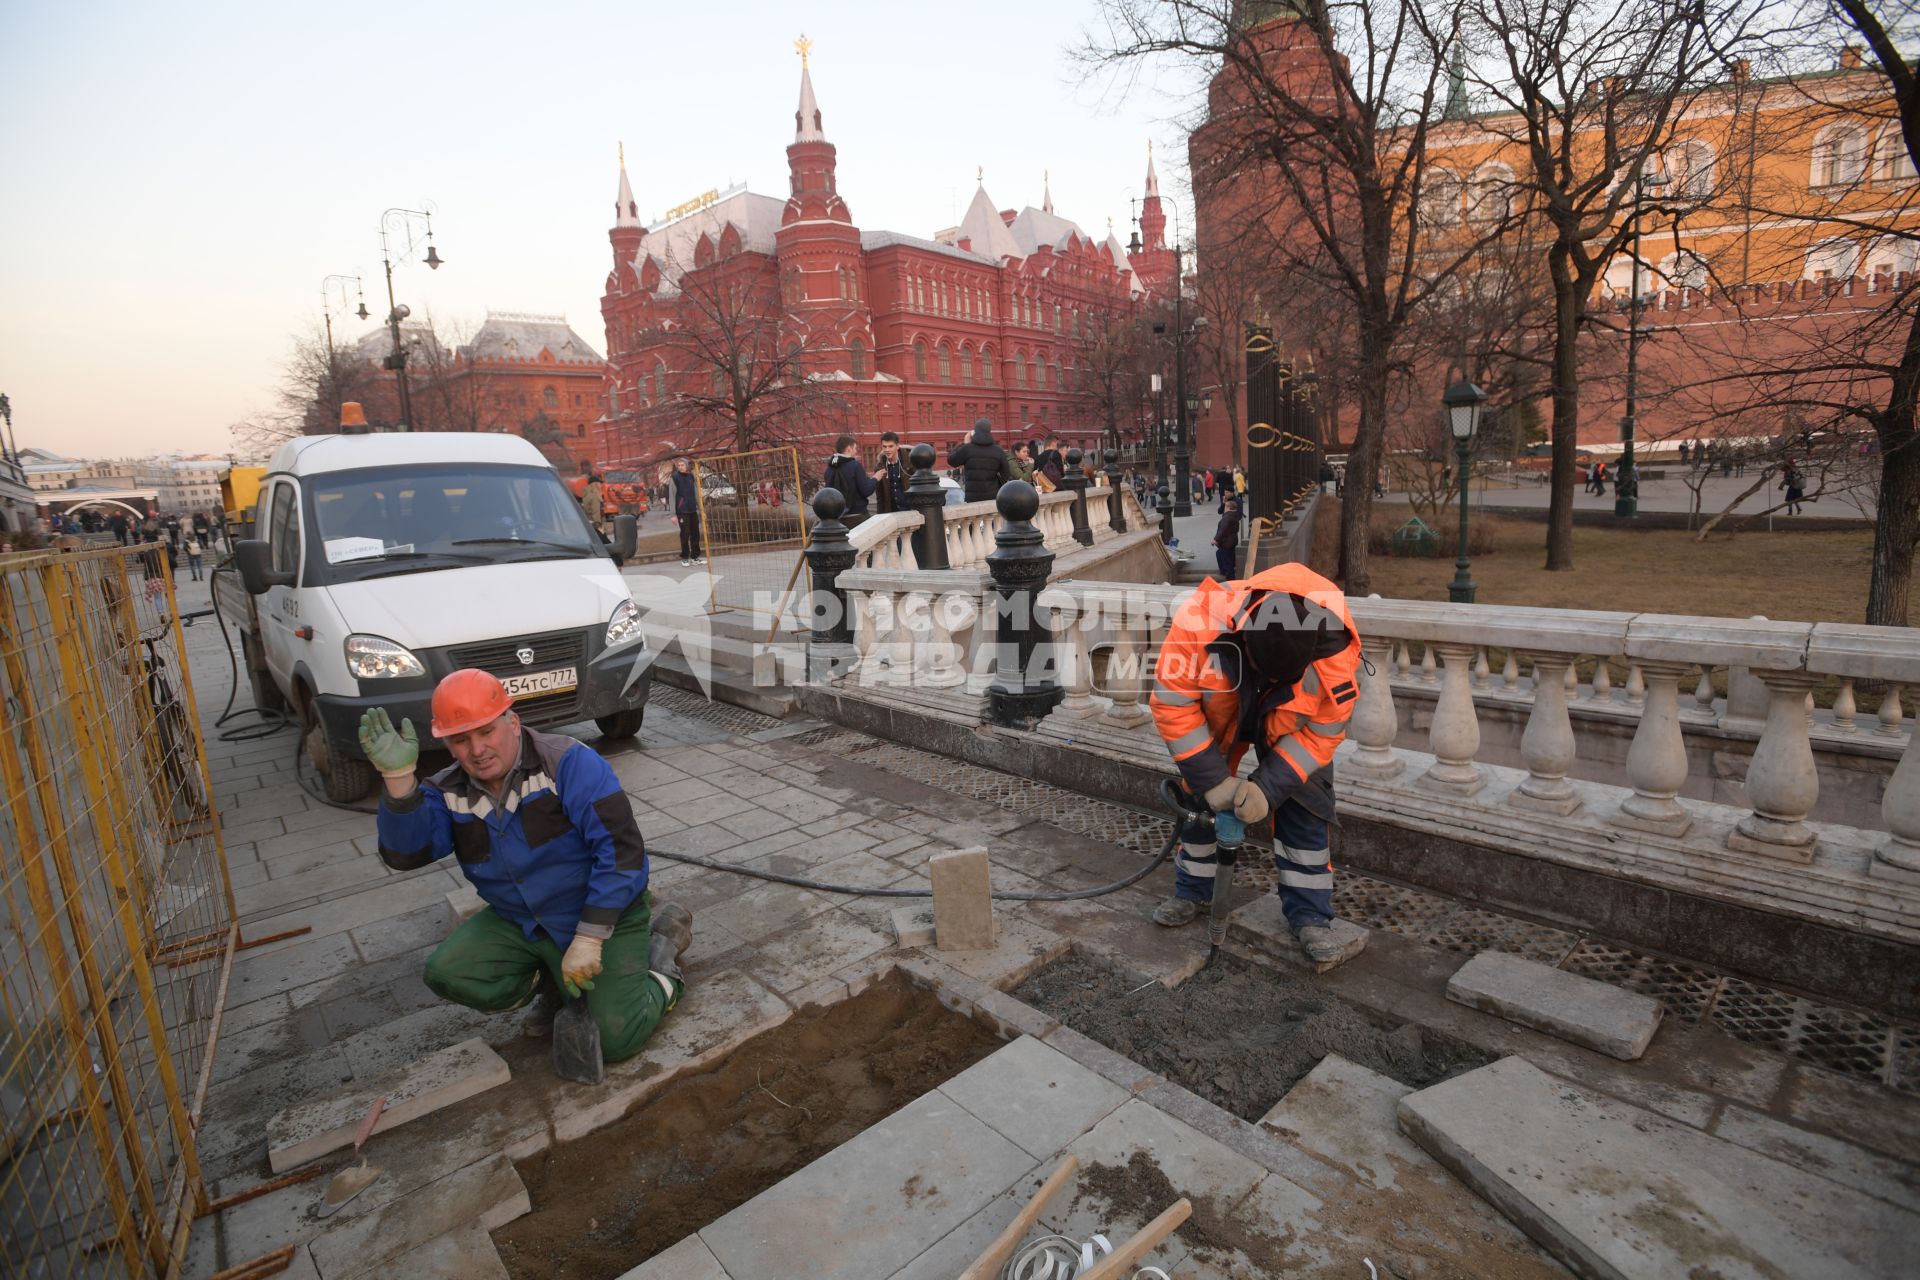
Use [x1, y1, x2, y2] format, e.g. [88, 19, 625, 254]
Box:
[611, 514, 637, 565]
[235, 539, 292, 594]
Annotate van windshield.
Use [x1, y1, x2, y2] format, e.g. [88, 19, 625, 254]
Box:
[307, 463, 600, 582]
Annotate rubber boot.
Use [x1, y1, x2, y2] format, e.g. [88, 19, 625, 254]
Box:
[649, 901, 694, 992]
[522, 975, 561, 1039]
[1152, 896, 1201, 927]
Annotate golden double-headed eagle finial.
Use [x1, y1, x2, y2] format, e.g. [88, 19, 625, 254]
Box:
[795, 33, 813, 67]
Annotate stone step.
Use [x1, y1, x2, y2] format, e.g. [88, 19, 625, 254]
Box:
[266, 1038, 511, 1173]
[649, 651, 801, 720]
[1446, 950, 1663, 1060]
[307, 1152, 530, 1280]
[1397, 1055, 1920, 1280]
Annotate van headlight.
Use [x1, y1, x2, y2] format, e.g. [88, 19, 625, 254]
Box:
[605, 599, 646, 648]
[345, 634, 426, 679]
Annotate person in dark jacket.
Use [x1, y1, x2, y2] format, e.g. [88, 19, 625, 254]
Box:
[1035, 435, 1066, 491]
[825, 434, 879, 515]
[875, 431, 908, 511]
[670, 457, 703, 565]
[1213, 497, 1241, 579]
[948, 419, 1011, 502]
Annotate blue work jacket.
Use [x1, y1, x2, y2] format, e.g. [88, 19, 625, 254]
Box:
[377, 727, 648, 945]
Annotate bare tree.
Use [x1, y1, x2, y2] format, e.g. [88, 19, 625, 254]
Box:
[1078, 304, 1156, 454]
[1086, 0, 1520, 594]
[1464, 0, 1761, 570]
[408, 313, 485, 435]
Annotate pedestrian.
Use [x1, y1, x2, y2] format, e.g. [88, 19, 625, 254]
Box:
[141, 514, 159, 543]
[1035, 435, 1066, 492]
[875, 431, 908, 512]
[1679, 441, 1691, 467]
[1213, 497, 1241, 579]
[1318, 460, 1336, 495]
[1202, 470, 1215, 501]
[670, 456, 703, 565]
[358, 673, 694, 1082]
[1147, 564, 1365, 971]
[824, 434, 879, 515]
[1009, 441, 1036, 485]
[1734, 449, 1747, 478]
[183, 532, 204, 582]
[947, 419, 1011, 503]
[1782, 465, 1805, 515]
[580, 469, 606, 535]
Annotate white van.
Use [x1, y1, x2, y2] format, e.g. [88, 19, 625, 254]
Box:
[223, 433, 651, 801]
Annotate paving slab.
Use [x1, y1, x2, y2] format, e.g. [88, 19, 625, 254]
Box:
[741, 909, 893, 997]
[615, 1232, 734, 1280]
[923, 913, 1069, 990]
[307, 1153, 529, 1279]
[199, 1047, 357, 1180]
[266, 1038, 511, 1173]
[1229, 893, 1368, 974]
[938, 1035, 1130, 1162]
[337, 1002, 504, 1079]
[1397, 1055, 1920, 1280]
[891, 903, 936, 947]
[374, 1222, 512, 1280]
[1446, 951, 1664, 1060]
[697, 1088, 1035, 1280]
[931, 847, 995, 953]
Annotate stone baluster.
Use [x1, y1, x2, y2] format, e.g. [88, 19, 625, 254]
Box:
[1472, 648, 1492, 690]
[1726, 670, 1823, 860]
[1062, 449, 1095, 547]
[1347, 632, 1404, 779]
[1394, 641, 1410, 677]
[985, 482, 1064, 727]
[1502, 651, 1520, 692]
[1510, 652, 1581, 815]
[1612, 661, 1695, 835]
[1877, 684, 1905, 737]
[1625, 664, 1646, 707]
[848, 591, 880, 680]
[1103, 449, 1126, 534]
[1872, 728, 1920, 880]
[1565, 660, 1580, 697]
[1832, 679, 1857, 732]
[1592, 659, 1612, 703]
[1055, 599, 1097, 718]
[1694, 667, 1717, 713]
[803, 488, 858, 680]
[1419, 642, 1485, 796]
[903, 443, 950, 571]
[924, 590, 968, 688]
[1099, 610, 1153, 728]
[1420, 645, 1438, 684]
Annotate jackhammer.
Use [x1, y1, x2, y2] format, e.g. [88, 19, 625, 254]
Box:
[1159, 779, 1247, 969]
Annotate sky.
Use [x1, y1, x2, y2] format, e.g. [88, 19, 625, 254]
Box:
[0, 0, 1203, 460]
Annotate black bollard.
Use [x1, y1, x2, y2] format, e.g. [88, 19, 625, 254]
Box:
[1156, 485, 1173, 545]
[902, 442, 950, 570]
[803, 488, 858, 677]
[985, 481, 1064, 728]
[1062, 448, 1095, 547]
[1103, 447, 1126, 534]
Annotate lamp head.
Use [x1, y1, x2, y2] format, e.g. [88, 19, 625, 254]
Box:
[1443, 378, 1488, 441]
[425, 243, 443, 270]
[355, 302, 370, 321]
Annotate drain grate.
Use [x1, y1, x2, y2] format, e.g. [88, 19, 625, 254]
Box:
[650, 685, 785, 734]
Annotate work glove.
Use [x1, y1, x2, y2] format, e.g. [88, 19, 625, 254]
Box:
[1203, 777, 1239, 813]
[561, 934, 604, 998]
[357, 708, 419, 778]
[1231, 779, 1270, 826]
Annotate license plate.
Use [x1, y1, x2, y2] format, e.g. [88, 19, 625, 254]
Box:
[502, 667, 577, 699]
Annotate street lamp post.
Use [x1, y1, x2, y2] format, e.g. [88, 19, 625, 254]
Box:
[1444, 378, 1488, 604]
[1130, 198, 1197, 517]
[378, 207, 444, 432]
[1617, 168, 1667, 518]
[320, 274, 370, 360]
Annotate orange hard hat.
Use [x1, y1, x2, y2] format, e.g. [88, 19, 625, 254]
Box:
[431, 668, 512, 737]
[339, 402, 369, 429]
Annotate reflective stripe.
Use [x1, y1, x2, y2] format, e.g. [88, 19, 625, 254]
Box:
[1151, 681, 1198, 707]
[1174, 854, 1217, 879]
[1298, 666, 1322, 696]
[1279, 843, 1331, 865]
[1279, 869, 1335, 891]
[1166, 724, 1214, 758]
[1276, 733, 1319, 778]
[1307, 718, 1349, 737]
[443, 793, 495, 820]
[651, 971, 678, 1001]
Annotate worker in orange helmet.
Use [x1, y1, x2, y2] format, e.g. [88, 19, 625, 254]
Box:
[357, 669, 691, 1082]
[1148, 563, 1366, 970]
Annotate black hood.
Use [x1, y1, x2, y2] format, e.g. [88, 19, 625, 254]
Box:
[971, 420, 994, 446]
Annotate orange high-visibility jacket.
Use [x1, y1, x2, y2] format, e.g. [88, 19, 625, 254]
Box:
[1149, 563, 1362, 815]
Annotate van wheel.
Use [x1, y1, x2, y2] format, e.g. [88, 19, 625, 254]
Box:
[594, 708, 645, 740]
[305, 723, 376, 803]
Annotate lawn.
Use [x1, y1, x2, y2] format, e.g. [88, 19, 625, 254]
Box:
[1339, 513, 1902, 627]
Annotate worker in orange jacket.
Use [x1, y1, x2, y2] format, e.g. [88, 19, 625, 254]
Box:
[1148, 563, 1364, 968]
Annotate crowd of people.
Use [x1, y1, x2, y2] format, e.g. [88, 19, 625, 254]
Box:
[34, 506, 221, 578]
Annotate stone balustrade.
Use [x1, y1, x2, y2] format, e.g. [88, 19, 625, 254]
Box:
[846, 511, 922, 571]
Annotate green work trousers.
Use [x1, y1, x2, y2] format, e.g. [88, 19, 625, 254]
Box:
[422, 893, 679, 1063]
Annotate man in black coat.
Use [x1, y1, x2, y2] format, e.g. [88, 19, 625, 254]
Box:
[947, 419, 1011, 503]
[824, 434, 879, 515]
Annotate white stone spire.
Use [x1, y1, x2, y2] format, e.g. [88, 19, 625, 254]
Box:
[958, 183, 1021, 261]
[614, 142, 640, 229]
[1042, 169, 1054, 215]
[1145, 139, 1160, 198]
[794, 34, 825, 142]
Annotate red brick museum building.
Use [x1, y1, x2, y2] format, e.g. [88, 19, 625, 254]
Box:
[594, 50, 1174, 468]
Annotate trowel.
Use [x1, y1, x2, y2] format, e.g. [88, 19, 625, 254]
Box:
[552, 995, 605, 1084]
[317, 1095, 386, 1218]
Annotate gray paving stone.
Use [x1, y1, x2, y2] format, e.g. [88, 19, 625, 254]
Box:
[701, 767, 788, 800]
[307, 1153, 529, 1279]
[640, 776, 723, 808]
[925, 914, 1068, 990]
[338, 1003, 500, 1082]
[245, 868, 461, 951]
[213, 1001, 332, 1084]
[268, 1037, 511, 1172]
[743, 909, 892, 996]
[711, 807, 795, 841]
[799, 810, 866, 837]
[887, 1184, 1028, 1280]
[703, 880, 838, 944]
[261, 840, 368, 884]
[891, 903, 936, 947]
[699, 1088, 1035, 1280]
[616, 1232, 733, 1280]
[696, 827, 810, 867]
[1397, 1056, 1920, 1280]
[1446, 951, 1664, 1060]
[1041, 1025, 1164, 1096]
[235, 853, 388, 918]
[199, 1047, 357, 1178]
[221, 815, 290, 846]
[940, 1036, 1130, 1162]
[1709, 1103, 1920, 1216]
[375, 1223, 512, 1280]
[228, 859, 271, 891]
[752, 785, 844, 825]
[227, 932, 361, 1008]
[608, 753, 691, 790]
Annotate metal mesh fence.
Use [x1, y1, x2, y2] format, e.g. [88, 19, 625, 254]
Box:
[0, 545, 235, 1279]
[695, 447, 809, 617]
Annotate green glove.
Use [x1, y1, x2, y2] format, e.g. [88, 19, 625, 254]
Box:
[357, 708, 419, 778]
